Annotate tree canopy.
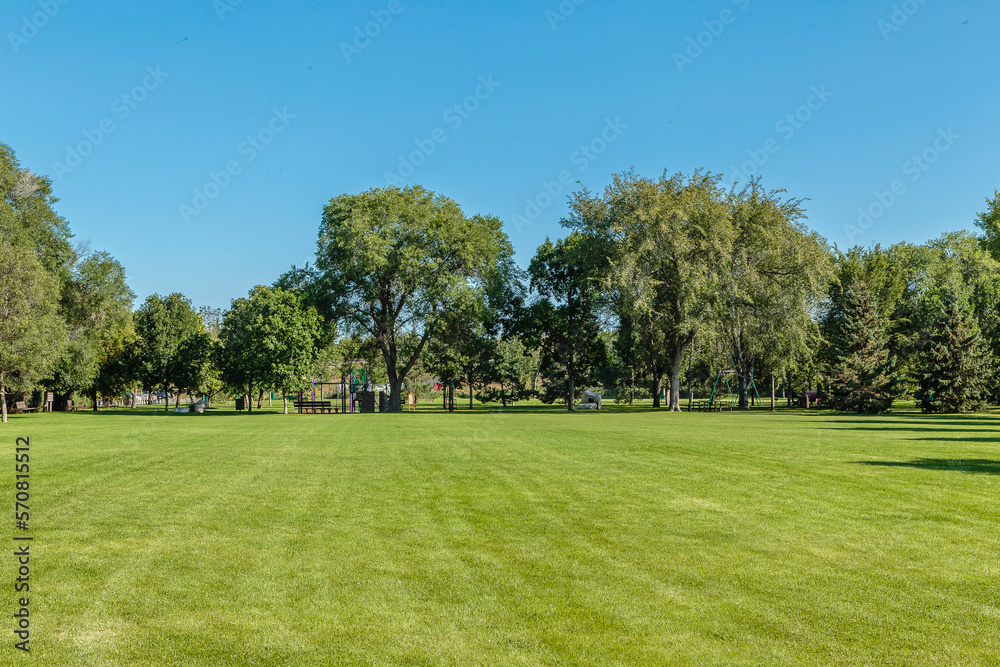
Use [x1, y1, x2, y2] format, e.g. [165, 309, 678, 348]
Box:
[316, 185, 513, 410]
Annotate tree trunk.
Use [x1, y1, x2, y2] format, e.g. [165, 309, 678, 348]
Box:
[669, 345, 685, 412]
[283, 396, 288, 414]
[389, 379, 403, 412]
[164, 384, 170, 412]
[1, 370, 7, 424]
[131, 388, 138, 408]
[652, 373, 663, 409]
[268, 393, 272, 407]
[93, 387, 99, 412]
[567, 366, 575, 412]
[686, 344, 694, 412]
[771, 375, 776, 411]
[175, 393, 181, 410]
[257, 389, 264, 410]
[469, 380, 474, 409]
[247, 385, 253, 413]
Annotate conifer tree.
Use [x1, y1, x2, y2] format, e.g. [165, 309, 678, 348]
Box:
[827, 279, 898, 413]
[915, 290, 990, 413]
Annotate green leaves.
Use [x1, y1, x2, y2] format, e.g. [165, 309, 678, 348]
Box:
[0, 241, 66, 421]
[316, 185, 513, 410]
[827, 279, 898, 413]
[217, 286, 322, 411]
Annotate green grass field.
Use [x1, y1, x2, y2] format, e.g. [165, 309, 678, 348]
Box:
[4, 402, 999, 665]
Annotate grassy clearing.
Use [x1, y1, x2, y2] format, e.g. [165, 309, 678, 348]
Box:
[4, 402, 999, 665]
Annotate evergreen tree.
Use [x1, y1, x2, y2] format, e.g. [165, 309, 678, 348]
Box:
[826, 280, 897, 413]
[915, 290, 990, 413]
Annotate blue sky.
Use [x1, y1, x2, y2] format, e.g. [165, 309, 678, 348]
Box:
[3, 0, 998, 309]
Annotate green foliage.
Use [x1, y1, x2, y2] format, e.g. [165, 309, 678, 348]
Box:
[718, 179, 831, 408]
[0, 241, 66, 422]
[217, 286, 322, 413]
[914, 288, 990, 414]
[526, 233, 608, 409]
[565, 169, 731, 410]
[826, 280, 898, 413]
[134, 293, 208, 411]
[0, 142, 75, 280]
[47, 250, 135, 401]
[316, 185, 512, 410]
[974, 189, 1000, 262]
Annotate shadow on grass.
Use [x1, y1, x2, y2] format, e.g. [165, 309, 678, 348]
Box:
[72, 407, 281, 418]
[856, 459, 1000, 475]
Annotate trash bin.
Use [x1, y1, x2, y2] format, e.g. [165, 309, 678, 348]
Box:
[236, 397, 245, 411]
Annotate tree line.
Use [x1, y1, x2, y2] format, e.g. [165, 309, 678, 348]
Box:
[3, 140, 999, 419]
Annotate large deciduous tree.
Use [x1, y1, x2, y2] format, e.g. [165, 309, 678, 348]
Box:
[134, 293, 207, 412]
[716, 180, 830, 409]
[47, 250, 135, 409]
[217, 286, 321, 414]
[0, 242, 66, 423]
[526, 233, 608, 410]
[566, 169, 731, 410]
[316, 186, 512, 411]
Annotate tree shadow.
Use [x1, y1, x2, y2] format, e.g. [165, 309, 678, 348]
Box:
[856, 459, 1000, 475]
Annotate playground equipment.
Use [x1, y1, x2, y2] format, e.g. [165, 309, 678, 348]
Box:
[708, 370, 760, 409]
[296, 365, 375, 414]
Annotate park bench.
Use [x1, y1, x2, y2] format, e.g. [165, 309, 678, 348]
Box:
[294, 400, 335, 414]
[14, 401, 36, 414]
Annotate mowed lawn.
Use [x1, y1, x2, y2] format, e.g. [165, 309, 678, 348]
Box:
[5, 402, 1000, 665]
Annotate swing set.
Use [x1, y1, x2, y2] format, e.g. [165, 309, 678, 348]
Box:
[708, 370, 761, 410]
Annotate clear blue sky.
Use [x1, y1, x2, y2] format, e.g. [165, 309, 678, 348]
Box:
[3, 0, 998, 309]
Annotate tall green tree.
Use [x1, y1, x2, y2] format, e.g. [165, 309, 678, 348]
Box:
[716, 180, 831, 409]
[217, 286, 321, 414]
[826, 279, 898, 413]
[0, 242, 66, 423]
[134, 293, 206, 412]
[316, 186, 512, 411]
[47, 251, 135, 408]
[915, 288, 990, 413]
[525, 233, 608, 410]
[566, 170, 731, 410]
